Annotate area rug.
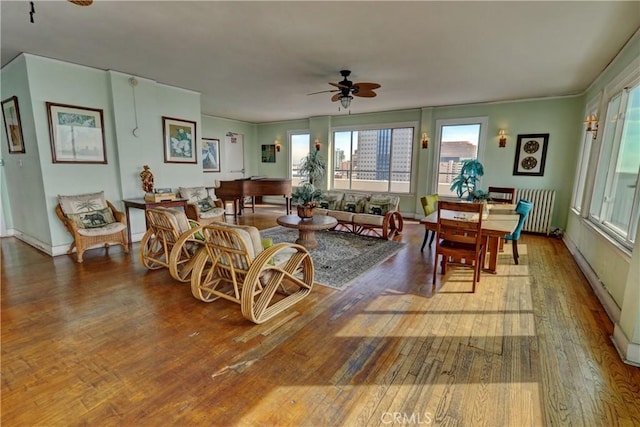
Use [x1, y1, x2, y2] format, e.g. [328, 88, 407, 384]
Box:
[260, 227, 406, 290]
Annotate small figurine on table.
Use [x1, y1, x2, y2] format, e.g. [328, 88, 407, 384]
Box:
[140, 165, 154, 193]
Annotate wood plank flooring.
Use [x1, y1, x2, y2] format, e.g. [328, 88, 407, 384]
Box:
[2, 205, 639, 426]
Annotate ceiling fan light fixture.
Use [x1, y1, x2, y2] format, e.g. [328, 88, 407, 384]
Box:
[340, 95, 353, 109]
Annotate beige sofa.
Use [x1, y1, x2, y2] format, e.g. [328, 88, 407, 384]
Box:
[314, 191, 403, 239]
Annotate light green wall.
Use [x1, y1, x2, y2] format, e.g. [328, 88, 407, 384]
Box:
[253, 99, 582, 229]
[565, 31, 640, 351]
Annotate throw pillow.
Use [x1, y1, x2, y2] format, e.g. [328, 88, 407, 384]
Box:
[197, 196, 216, 212]
[365, 201, 391, 216]
[179, 186, 209, 204]
[58, 191, 108, 216]
[261, 237, 275, 265]
[318, 192, 344, 210]
[341, 193, 369, 213]
[67, 207, 116, 229]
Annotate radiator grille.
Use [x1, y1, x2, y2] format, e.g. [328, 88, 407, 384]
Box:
[515, 188, 556, 235]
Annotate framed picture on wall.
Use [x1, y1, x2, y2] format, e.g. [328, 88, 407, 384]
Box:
[513, 133, 549, 176]
[261, 144, 276, 163]
[46, 102, 107, 163]
[163, 116, 197, 164]
[202, 138, 220, 172]
[2, 96, 25, 154]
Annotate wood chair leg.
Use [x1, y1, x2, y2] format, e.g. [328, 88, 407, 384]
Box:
[420, 230, 429, 252]
[512, 240, 519, 265]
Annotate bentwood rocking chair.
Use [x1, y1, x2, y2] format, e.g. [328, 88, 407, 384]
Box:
[139, 207, 206, 282]
[190, 222, 315, 324]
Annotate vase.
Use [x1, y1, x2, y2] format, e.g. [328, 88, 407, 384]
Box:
[297, 204, 315, 219]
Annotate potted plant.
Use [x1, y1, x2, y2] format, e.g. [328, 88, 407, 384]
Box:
[298, 149, 326, 185]
[449, 158, 488, 202]
[291, 182, 323, 218]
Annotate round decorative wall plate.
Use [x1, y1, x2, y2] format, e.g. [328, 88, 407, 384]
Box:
[521, 156, 538, 170]
[523, 139, 540, 153]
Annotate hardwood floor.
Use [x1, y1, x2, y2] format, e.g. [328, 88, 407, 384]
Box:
[2, 205, 639, 426]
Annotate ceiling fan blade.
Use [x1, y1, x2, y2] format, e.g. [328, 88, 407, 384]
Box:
[329, 82, 349, 89]
[354, 82, 381, 90]
[307, 89, 340, 95]
[331, 93, 342, 102]
[353, 90, 377, 98]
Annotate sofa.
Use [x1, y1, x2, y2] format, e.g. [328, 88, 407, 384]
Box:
[314, 191, 403, 239]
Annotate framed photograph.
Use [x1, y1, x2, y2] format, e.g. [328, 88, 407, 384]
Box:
[202, 138, 220, 172]
[47, 102, 106, 163]
[2, 96, 25, 154]
[163, 116, 197, 164]
[261, 144, 276, 163]
[513, 133, 549, 176]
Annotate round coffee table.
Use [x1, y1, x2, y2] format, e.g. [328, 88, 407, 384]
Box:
[276, 214, 338, 249]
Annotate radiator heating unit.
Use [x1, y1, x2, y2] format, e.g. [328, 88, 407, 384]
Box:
[515, 188, 556, 235]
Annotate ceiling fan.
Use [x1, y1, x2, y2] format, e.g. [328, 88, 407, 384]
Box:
[309, 70, 381, 110]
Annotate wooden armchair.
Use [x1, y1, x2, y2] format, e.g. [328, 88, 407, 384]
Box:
[56, 191, 129, 263]
[139, 207, 206, 282]
[179, 186, 225, 225]
[432, 201, 486, 292]
[190, 222, 315, 324]
[487, 186, 516, 204]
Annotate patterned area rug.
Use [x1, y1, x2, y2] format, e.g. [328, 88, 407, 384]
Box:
[260, 227, 406, 290]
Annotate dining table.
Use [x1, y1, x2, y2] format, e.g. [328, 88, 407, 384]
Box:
[420, 203, 520, 273]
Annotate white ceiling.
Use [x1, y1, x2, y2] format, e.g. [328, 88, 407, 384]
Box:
[2, 1, 639, 123]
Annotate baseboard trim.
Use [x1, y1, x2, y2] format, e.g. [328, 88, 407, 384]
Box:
[14, 231, 56, 256]
[562, 235, 621, 324]
[612, 324, 640, 367]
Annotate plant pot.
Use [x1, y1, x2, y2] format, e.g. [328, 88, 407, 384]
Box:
[297, 204, 315, 219]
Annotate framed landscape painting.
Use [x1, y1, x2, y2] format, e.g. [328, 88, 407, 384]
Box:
[2, 96, 25, 154]
[163, 116, 197, 164]
[202, 138, 220, 172]
[513, 133, 549, 176]
[46, 102, 106, 163]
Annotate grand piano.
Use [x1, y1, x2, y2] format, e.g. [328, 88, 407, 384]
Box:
[214, 177, 292, 216]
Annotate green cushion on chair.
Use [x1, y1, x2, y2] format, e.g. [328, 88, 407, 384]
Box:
[421, 194, 439, 216]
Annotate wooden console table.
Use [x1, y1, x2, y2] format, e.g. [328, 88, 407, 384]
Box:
[122, 198, 188, 245]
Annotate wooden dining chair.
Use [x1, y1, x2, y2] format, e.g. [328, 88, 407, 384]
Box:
[432, 201, 486, 292]
[420, 194, 439, 251]
[504, 200, 534, 264]
[487, 186, 516, 204]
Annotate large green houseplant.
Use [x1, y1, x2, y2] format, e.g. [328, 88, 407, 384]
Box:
[292, 150, 327, 218]
[449, 159, 488, 201]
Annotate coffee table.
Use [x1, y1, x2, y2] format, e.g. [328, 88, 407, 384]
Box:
[276, 214, 338, 249]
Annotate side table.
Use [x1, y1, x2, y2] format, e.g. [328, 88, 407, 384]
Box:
[122, 198, 188, 245]
[276, 214, 338, 249]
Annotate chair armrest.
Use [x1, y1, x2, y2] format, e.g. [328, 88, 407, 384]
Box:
[381, 211, 404, 239]
[185, 203, 200, 221]
[214, 199, 224, 208]
[107, 201, 126, 224]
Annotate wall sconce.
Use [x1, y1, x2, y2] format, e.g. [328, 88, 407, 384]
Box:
[275, 140, 281, 152]
[585, 114, 599, 140]
[498, 130, 507, 148]
[314, 138, 321, 151]
[421, 132, 430, 149]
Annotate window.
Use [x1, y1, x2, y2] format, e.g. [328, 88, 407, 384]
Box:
[589, 75, 640, 248]
[332, 124, 415, 193]
[433, 117, 487, 197]
[290, 131, 310, 187]
[571, 100, 598, 214]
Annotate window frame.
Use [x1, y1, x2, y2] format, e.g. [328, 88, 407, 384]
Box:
[587, 58, 640, 249]
[329, 121, 418, 194]
[431, 116, 488, 197]
[288, 130, 310, 187]
[571, 96, 600, 215]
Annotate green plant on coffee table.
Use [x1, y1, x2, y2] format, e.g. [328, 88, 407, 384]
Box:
[450, 158, 488, 201]
[292, 182, 323, 207]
